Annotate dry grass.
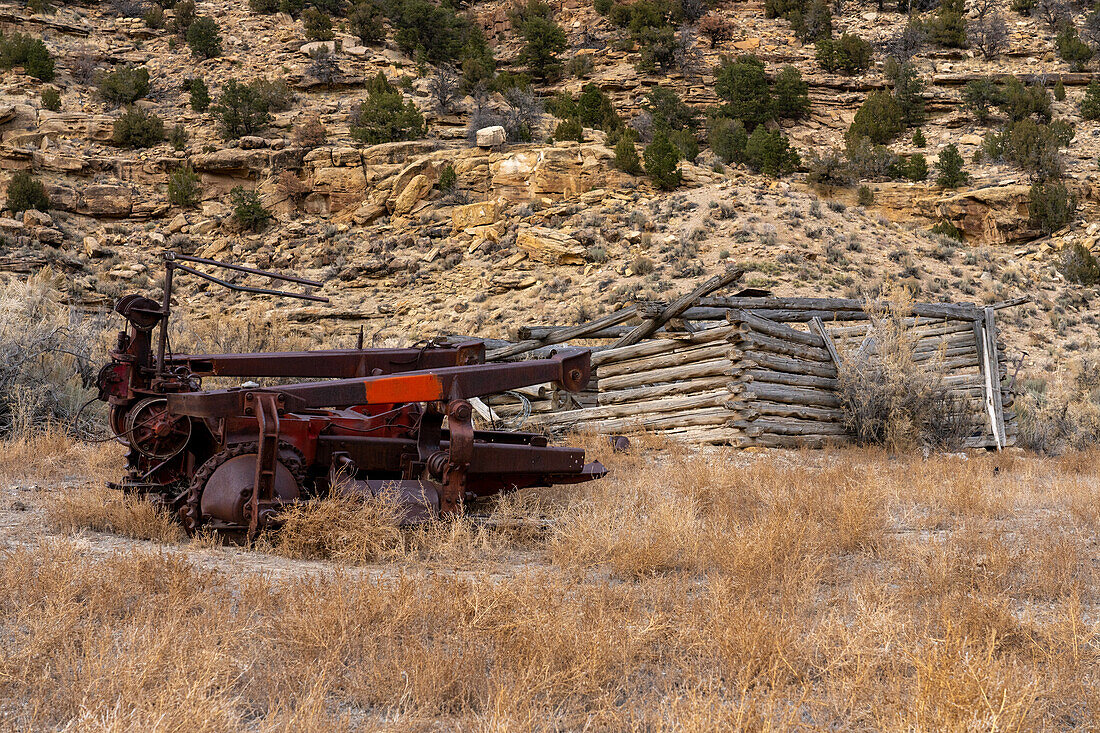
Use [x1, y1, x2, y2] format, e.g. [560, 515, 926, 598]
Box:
[4, 438, 1100, 731]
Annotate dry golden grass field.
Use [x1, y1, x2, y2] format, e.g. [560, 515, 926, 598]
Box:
[1, 432, 1099, 731]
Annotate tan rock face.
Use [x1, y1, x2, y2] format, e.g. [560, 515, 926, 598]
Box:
[517, 226, 587, 265]
[489, 143, 621, 202]
[391, 173, 433, 215]
[937, 185, 1038, 245]
[452, 198, 502, 231]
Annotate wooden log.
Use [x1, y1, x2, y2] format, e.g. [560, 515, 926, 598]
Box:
[519, 325, 634, 340]
[488, 306, 638, 360]
[597, 358, 736, 391]
[728, 309, 825, 348]
[596, 376, 735, 405]
[983, 308, 1007, 449]
[730, 399, 843, 422]
[659, 426, 749, 445]
[734, 350, 838, 378]
[911, 344, 979, 362]
[740, 382, 841, 408]
[530, 389, 732, 426]
[811, 317, 841, 366]
[700, 296, 981, 321]
[591, 325, 735, 367]
[730, 331, 833, 362]
[586, 407, 752, 433]
[827, 318, 964, 337]
[744, 369, 838, 390]
[596, 342, 736, 378]
[732, 417, 851, 436]
[613, 267, 744, 348]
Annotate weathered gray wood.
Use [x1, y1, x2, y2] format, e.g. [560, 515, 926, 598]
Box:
[733, 350, 838, 379]
[730, 331, 833, 362]
[731, 399, 843, 421]
[911, 344, 980, 363]
[597, 376, 734, 405]
[531, 389, 732, 426]
[728, 309, 825, 348]
[596, 342, 735, 378]
[489, 306, 639, 360]
[741, 382, 841, 408]
[700, 296, 981, 321]
[519, 325, 634, 340]
[597, 358, 736, 391]
[586, 407, 750, 433]
[985, 307, 1007, 449]
[732, 418, 851, 436]
[810, 317, 842, 367]
[591, 325, 735, 367]
[612, 267, 744, 348]
[745, 369, 838, 390]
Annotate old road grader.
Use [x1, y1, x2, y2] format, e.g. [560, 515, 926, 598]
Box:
[95, 253, 606, 538]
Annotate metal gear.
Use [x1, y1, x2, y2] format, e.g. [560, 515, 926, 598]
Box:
[181, 441, 306, 535]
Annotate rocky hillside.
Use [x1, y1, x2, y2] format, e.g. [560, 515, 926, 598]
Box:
[0, 0, 1096, 379]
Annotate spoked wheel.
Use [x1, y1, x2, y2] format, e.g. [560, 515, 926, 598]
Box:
[126, 397, 192, 460]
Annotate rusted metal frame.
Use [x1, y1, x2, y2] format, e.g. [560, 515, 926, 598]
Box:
[248, 392, 283, 537]
[314, 435, 588, 476]
[155, 252, 330, 380]
[441, 399, 474, 514]
[168, 342, 486, 379]
[167, 350, 592, 419]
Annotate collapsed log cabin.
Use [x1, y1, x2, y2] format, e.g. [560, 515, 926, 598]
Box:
[480, 271, 1024, 451]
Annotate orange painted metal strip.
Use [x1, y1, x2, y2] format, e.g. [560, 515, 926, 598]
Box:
[362, 373, 444, 404]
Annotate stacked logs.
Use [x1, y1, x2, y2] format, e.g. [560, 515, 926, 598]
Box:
[722, 310, 848, 448]
[489, 292, 1022, 450]
[526, 324, 747, 436]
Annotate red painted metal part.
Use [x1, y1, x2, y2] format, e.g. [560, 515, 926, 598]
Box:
[97, 266, 607, 537]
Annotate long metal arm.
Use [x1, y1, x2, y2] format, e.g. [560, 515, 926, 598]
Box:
[167, 342, 486, 378]
[167, 349, 592, 418]
[173, 263, 330, 303]
[171, 253, 324, 288]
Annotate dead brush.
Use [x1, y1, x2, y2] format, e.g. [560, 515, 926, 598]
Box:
[269, 493, 408, 564]
[837, 293, 977, 451]
[44, 482, 184, 543]
[0, 271, 112, 439]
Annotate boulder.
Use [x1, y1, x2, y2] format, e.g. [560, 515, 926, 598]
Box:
[937, 184, 1039, 245]
[22, 209, 51, 227]
[517, 226, 587, 265]
[452, 198, 502, 231]
[392, 174, 433, 215]
[189, 148, 270, 176]
[476, 125, 507, 148]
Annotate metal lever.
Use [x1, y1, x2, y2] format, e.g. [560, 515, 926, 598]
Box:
[156, 252, 330, 378]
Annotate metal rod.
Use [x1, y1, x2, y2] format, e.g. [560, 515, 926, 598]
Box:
[173, 263, 330, 302]
[171, 253, 323, 287]
[156, 262, 174, 378]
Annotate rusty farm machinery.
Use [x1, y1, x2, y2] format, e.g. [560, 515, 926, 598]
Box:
[95, 253, 606, 537]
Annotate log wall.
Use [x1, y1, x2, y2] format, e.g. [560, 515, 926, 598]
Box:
[486, 293, 1021, 451]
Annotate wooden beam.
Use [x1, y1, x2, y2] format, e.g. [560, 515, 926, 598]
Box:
[488, 306, 638, 360]
[612, 267, 744, 348]
[984, 307, 1007, 449]
[810, 317, 842, 367]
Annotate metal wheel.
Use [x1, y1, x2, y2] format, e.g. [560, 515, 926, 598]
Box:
[126, 397, 192, 460]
